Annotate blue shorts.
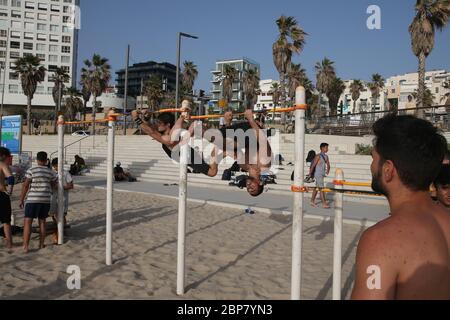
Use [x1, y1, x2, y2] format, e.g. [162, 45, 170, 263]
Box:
[25, 203, 50, 220]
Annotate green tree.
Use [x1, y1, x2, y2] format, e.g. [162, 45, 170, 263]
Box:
[242, 68, 260, 109]
[350, 80, 364, 113]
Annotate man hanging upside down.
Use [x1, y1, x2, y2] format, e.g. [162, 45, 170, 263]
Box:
[131, 104, 218, 177]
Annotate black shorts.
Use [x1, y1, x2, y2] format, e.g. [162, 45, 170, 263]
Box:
[0, 192, 11, 224]
[162, 145, 211, 176]
[24, 203, 50, 220]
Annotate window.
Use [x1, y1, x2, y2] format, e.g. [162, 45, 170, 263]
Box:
[50, 24, 58, 32]
[50, 34, 59, 42]
[0, 30, 6, 37]
[36, 43, 46, 51]
[9, 85, 19, 94]
[37, 33, 46, 41]
[61, 45, 70, 53]
[24, 22, 34, 30]
[0, 0, 8, 6]
[49, 44, 58, 52]
[0, 50, 5, 58]
[435, 87, 439, 94]
[9, 72, 18, 80]
[36, 53, 45, 61]
[0, 40, 5, 47]
[9, 51, 19, 58]
[391, 89, 395, 94]
[10, 31, 20, 39]
[10, 41, 20, 49]
[62, 26, 70, 33]
[25, 11, 34, 19]
[62, 66, 70, 73]
[50, 14, 59, 22]
[62, 35, 71, 43]
[0, 11, 6, 17]
[25, 1, 34, 9]
[61, 55, 70, 63]
[11, 10, 21, 18]
[51, 4, 60, 12]
[23, 42, 33, 50]
[38, 3, 48, 10]
[11, 20, 20, 28]
[37, 23, 46, 31]
[48, 65, 58, 72]
[24, 32, 33, 39]
[11, 0, 21, 7]
[48, 54, 58, 62]
[38, 13, 48, 21]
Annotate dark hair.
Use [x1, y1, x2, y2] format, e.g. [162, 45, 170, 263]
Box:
[435, 165, 450, 187]
[37, 151, 48, 162]
[306, 150, 316, 163]
[0, 147, 11, 159]
[445, 149, 450, 161]
[373, 114, 447, 191]
[158, 113, 175, 128]
[320, 143, 329, 149]
[51, 158, 58, 166]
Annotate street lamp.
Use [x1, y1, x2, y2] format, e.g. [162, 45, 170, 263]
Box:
[175, 32, 198, 113]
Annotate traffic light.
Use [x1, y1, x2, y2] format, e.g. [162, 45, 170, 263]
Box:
[199, 90, 205, 98]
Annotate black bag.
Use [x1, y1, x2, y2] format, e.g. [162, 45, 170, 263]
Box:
[222, 169, 232, 181]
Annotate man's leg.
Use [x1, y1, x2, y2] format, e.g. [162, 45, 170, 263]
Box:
[23, 218, 33, 253]
[320, 191, 330, 209]
[38, 218, 46, 249]
[310, 189, 318, 207]
[3, 223, 12, 249]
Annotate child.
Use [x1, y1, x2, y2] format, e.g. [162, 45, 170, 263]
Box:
[49, 158, 74, 244]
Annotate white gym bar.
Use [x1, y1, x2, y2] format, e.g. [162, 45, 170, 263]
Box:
[57, 115, 65, 245]
[333, 169, 344, 300]
[291, 86, 306, 300]
[176, 130, 189, 295]
[106, 116, 116, 266]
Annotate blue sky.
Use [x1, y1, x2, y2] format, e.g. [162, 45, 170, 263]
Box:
[78, 0, 450, 90]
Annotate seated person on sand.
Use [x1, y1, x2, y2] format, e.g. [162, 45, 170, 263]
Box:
[114, 162, 137, 182]
[70, 155, 87, 176]
[131, 102, 218, 178]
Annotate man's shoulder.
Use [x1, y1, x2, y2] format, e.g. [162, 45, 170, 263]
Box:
[358, 218, 406, 252]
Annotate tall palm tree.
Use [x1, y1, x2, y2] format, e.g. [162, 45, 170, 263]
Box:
[315, 58, 336, 114]
[144, 75, 165, 111]
[409, 0, 450, 118]
[52, 67, 70, 131]
[413, 88, 436, 107]
[287, 63, 308, 101]
[80, 54, 111, 135]
[327, 77, 346, 116]
[181, 61, 198, 96]
[80, 84, 91, 122]
[222, 64, 238, 107]
[368, 73, 385, 112]
[11, 55, 46, 135]
[64, 87, 83, 121]
[350, 80, 365, 113]
[273, 15, 307, 112]
[242, 68, 260, 110]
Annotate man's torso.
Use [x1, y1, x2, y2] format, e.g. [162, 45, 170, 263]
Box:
[26, 166, 56, 204]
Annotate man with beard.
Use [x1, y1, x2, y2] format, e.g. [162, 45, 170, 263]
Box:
[351, 114, 450, 300]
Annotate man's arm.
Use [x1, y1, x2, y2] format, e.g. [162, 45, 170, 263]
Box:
[1, 163, 14, 195]
[19, 179, 31, 209]
[351, 228, 398, 300]
[326, 158, 331, 176]
[131, 110, 174, 147]
[244, 110, 272, 156]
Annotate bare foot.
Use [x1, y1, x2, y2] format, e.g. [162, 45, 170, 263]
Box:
[23, 247, 29, 254]
[323, 204, 331, 209]
[310, 202, 318, 208]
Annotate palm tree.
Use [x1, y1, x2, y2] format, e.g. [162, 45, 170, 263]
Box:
[242, 68, 260, 110]
[350, 80, 365, 113]
[327, 77, 346, 116]
[80, 84, 91, 122]
[268, 82, 282, 122]
[413, 88, 436, 107]
[144, 75, 165, 111]
[409, 0, 450, 118]
[52, 67, 70, 131]
[64, 87, 83, 121]
[181, 61, 198, 96]
[315, 58, 336, 114]
[80, 54, 111, 135]
[273, 15, 307, 112]
[287, 63, 308, 101]
[11, 55, 46, 135]
[368, 73, 385, 112]
[222, 64, 238, 107]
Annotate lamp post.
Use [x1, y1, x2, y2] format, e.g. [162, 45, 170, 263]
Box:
[175, 32, 198, 115]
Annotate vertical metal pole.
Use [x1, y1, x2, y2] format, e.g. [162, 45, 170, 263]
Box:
[57, 115, 65, 245]
[177, 130, 189, 295]
[175, 33, 181, 117]
[333, 169, 344, 300]
[0, 28, 10, 146]
[123, 45, 130, 135]
[291, 86, 306, 300]
[106, 116, 115, 265]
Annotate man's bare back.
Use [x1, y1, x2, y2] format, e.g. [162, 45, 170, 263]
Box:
[352, 198, 450, 300]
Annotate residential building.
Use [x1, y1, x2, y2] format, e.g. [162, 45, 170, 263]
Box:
[254, 79, 281, 111]
[338, 80, 387, 114]
[210, 57, 260, 112]
[0, 0, 80, 114]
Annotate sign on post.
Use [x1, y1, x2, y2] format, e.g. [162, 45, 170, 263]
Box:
[1, 115, 23, 154]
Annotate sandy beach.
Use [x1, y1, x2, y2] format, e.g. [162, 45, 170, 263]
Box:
[0, 186, 365, 300]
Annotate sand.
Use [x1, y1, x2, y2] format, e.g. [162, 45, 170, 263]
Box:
[0, 186, 364, 300]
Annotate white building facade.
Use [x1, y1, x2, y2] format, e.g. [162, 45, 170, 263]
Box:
[0, 0, 80, 113]
[338, 80, 387, 114]
[254, 79, 281, 111]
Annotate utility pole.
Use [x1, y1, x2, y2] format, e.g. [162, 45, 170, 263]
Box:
[123, 45, 130, 135]
[0, 28, 10, 146]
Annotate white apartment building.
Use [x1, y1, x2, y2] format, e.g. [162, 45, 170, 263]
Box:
[0, 0, 79, 114]
[254, 79, 281, 111]
[338, 80, 387, 114]
[386, 69, 450, 111]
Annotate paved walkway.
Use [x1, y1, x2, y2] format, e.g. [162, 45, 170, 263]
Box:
[74, 176, 390, 225]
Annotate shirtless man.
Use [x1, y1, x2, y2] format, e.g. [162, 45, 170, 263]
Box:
[0, 147, 15, 250]
[131, 103, 218, 177]
[351, 114, 450, 300]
